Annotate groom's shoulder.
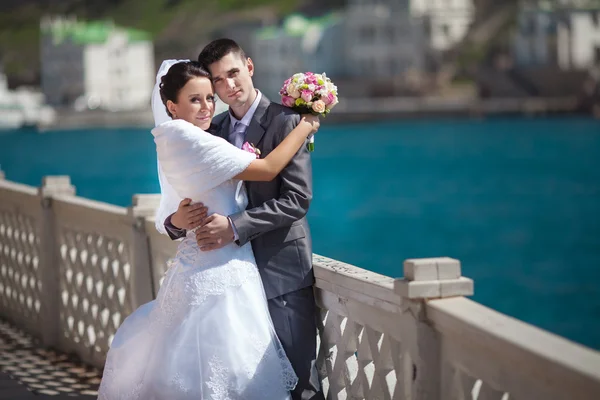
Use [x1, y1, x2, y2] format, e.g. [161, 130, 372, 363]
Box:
[265, 99, 300, 124]
[211, 110, 229, 125]
[208, 110, 229, 133]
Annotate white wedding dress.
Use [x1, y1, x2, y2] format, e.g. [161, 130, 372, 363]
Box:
[97, 119, 297, 400]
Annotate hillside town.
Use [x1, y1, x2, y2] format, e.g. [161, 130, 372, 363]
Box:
[1, 0, 599, 129]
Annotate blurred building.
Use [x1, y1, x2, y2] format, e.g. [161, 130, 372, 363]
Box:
[0, 66, 55, 129]
[212, 19, 274, 61]
[251, 0, 477, 99]
[513, 7, 600, 70]
[344, 0, 425, 79]
[0, 69, 23, 129]
[40, 16, 155, 111]
[251, 13, 344, 100]
[411, 0, 475, 52]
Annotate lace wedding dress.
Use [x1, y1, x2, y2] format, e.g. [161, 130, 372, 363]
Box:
[97, 119, 297, 400]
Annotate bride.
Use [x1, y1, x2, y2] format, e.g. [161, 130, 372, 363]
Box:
[97, 60, 319, 400]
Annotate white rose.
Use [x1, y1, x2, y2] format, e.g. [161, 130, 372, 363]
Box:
[287, 84, 301, 99]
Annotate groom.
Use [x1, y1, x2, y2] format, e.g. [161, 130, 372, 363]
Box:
[163, 38, 323, 400]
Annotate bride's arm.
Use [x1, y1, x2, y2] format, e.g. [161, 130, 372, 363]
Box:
[234, 114, 319, 182]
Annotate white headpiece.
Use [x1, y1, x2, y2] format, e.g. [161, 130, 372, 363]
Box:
[151, 59, 190, 234]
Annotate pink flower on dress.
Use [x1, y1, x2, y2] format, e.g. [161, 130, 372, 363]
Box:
[242, 142, 261, 158]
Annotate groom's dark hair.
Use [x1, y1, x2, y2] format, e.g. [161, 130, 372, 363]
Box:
[198, 38, 247, 69]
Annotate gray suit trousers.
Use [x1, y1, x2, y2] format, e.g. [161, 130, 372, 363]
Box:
[268, 287, 324, 400]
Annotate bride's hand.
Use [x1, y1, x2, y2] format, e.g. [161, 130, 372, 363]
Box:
[300, 114, 320, 134]
[172, 198, 208, 230]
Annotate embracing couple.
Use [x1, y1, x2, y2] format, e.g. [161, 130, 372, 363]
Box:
[97, 38, 325, 400]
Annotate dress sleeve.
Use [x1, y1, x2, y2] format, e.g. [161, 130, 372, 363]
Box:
[152, 120, 256, 198]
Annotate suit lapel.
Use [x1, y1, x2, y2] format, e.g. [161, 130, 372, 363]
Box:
[207, 111, 231, 140]
[217, 116, 231, 140]
[244, 95, 270, 147]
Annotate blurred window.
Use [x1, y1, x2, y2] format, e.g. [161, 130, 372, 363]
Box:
[385, 25, 394, 43]
[442, 24, 450, 39]
[361, 26, 375, 43]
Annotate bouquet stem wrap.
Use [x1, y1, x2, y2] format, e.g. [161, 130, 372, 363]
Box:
[307, 135, 315, 152]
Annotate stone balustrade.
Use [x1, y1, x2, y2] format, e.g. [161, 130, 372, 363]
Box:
[1, 173, 599, 399]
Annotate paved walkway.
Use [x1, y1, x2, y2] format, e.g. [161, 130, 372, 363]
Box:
[0, 319, 100, 398]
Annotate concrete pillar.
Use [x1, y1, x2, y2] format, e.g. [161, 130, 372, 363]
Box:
[38, 176, 76, 347]
[127, 194, 160, 308]
[394, 257, 474, 400]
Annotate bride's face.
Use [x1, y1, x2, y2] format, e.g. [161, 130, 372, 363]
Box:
[168, 76, 215, 130]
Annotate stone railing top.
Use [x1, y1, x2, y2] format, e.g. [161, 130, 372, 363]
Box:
[52, 191, 127, 213]
[313, 254, 403, 307]
[0, 176, 38, 196]
[428, 297, 600, 398]
[129, 194, 161, 218]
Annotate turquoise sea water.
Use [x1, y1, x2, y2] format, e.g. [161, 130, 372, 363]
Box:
[1, 117, 599, 350]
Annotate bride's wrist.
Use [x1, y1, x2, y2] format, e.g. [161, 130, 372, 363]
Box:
[298, 120, 312, 136]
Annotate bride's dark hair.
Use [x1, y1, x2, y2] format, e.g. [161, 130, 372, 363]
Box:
[159, 61, 211, 118]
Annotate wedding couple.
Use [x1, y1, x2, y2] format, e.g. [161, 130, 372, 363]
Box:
[97, 38, 325, 400]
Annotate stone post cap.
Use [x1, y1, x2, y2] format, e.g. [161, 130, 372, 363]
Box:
[395, 257, 473, 300]
[404, 257, 462, 281]
[128, 194, 161, 218]
[39, 175, 76, 196]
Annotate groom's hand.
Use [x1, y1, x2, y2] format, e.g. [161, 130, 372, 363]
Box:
[171, 198, 208, 230]
[195, 214, 234, 251]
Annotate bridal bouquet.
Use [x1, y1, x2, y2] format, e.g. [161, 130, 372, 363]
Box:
[280, 72, 339, 152]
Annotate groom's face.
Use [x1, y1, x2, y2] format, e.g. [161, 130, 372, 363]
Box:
[208, 52, 255, 108]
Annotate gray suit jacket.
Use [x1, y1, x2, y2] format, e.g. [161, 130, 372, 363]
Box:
[166, 94, 314, 299]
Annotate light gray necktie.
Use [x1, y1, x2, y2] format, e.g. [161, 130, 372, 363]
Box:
[229, 121, 246, 148]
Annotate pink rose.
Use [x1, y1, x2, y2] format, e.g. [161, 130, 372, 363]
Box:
[322, 92, 336, 105]
[301, 90, 313, 103]
[282, 95, 295, 107]
[326, 95, 338, 110]
[311, 100, 326, 113]
[305, 75, 318, 85]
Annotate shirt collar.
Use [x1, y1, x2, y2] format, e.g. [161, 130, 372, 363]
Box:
[229, 89, 262, 128]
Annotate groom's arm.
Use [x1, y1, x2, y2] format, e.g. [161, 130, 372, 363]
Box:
[164, 214, 186, 240]
[229, 113, 312, 246]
